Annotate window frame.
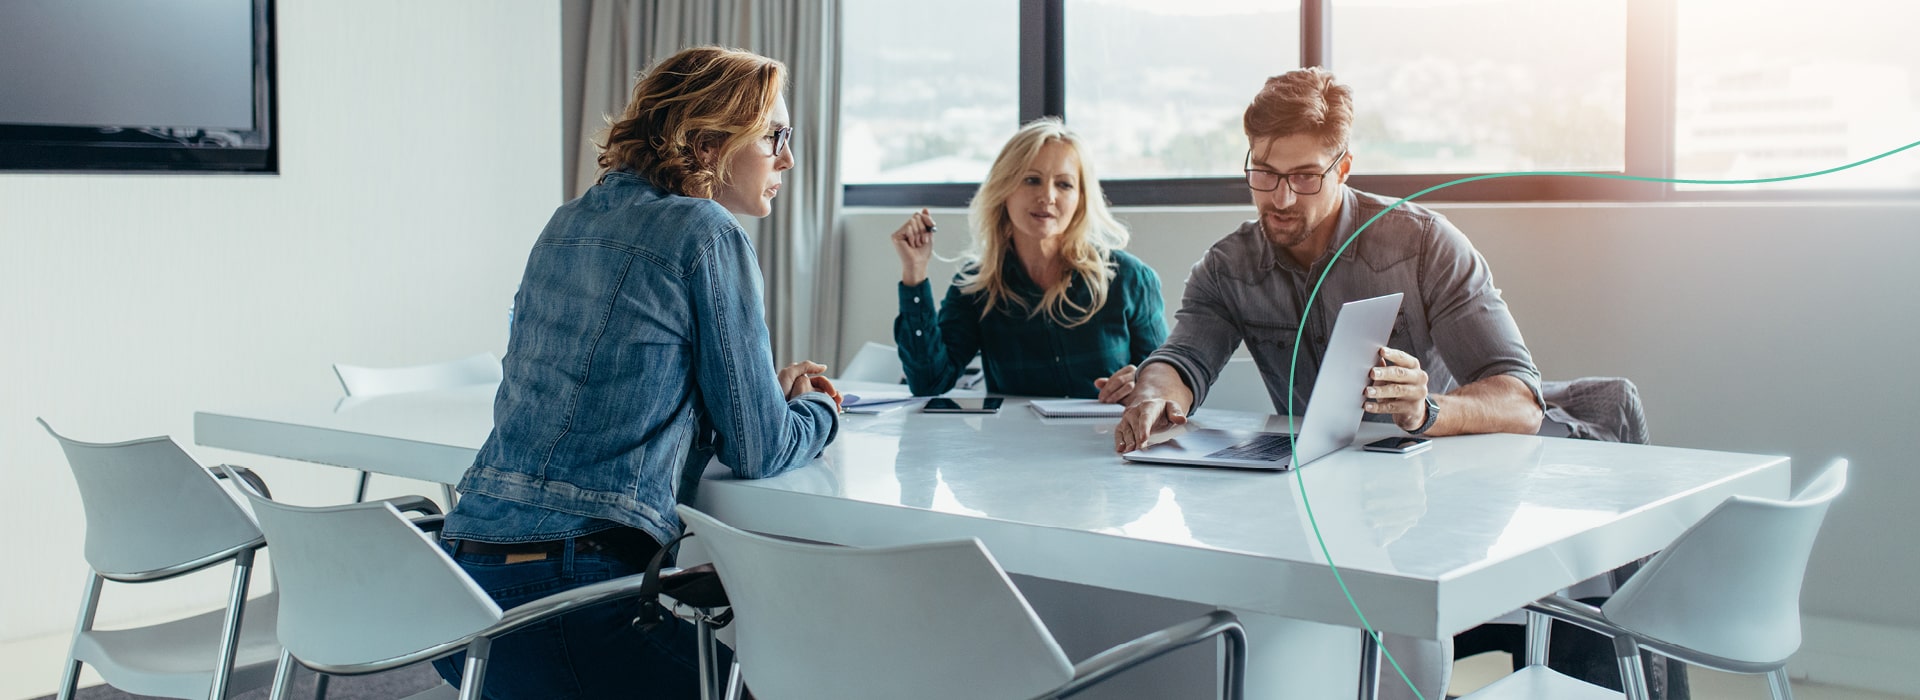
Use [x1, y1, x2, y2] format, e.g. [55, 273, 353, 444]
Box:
[843, 0, 1919, 207]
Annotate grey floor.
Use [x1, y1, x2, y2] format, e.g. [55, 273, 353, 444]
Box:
[30, 665, 444, 700]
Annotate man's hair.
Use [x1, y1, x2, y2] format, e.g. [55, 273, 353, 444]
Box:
[1243, 67, 1353, 152]
[596, 46, 786, 198]
[958, 117, 1129, 328]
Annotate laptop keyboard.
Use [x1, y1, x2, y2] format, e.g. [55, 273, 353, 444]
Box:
[1207, 433, 1295, 461]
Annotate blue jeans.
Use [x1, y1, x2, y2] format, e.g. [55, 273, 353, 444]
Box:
[431, 539, 719, 699]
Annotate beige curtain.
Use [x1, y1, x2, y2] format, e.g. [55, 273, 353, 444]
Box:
[573, 0, 844, 367]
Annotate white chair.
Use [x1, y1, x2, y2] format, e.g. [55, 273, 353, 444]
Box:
[229, 476, 667, 700]
[40, 419, 282, 700]
[1202, 356, 1272, 413]
[677, 505, 1248, 700]
[837, 341, 904, 384]
[332, 352, 500, 506]
[1460, 458, 1849, 700]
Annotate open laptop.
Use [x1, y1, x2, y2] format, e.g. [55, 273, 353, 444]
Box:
[1122, 292, 1402, 471]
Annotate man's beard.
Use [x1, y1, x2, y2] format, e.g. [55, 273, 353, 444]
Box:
[1259, 209, 1309, 248]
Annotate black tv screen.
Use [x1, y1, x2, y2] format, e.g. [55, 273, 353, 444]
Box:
[0, 0, 277, 174]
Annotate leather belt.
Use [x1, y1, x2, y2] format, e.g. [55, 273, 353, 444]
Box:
[446, 528, 660, 567]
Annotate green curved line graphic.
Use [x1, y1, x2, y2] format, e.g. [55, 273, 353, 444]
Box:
[1284, 138, 1919, 699]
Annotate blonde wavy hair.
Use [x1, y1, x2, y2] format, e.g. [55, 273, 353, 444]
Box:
[596, 46, 785, 198]
[957, 118, 1130, 329]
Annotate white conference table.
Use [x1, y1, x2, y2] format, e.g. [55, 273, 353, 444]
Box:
[196, 380, 1788, 698]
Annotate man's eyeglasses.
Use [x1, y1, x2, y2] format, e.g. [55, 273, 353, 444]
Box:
[1244, 147, 1347, 195]
[763, 126, 793, 158]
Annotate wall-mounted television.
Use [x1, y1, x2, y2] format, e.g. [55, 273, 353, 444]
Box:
[0, 0, 277, 174]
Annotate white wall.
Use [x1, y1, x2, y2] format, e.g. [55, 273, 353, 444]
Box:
[0, 1, 558, 695]
[839, 198, 1920, 692]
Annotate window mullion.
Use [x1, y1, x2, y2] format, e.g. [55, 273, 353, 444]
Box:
[1020, 0, 1065, 123]
[1625, 0, 1676, 198]
[1302, 0, 1329, 69]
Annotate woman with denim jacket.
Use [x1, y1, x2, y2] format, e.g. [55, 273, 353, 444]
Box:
[891, 118, 1168, 402]
[432, 46, 840, 698]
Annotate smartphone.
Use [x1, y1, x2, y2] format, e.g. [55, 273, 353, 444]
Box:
[921, 397, 1004, 414]
[1362, 436, 1432, 454]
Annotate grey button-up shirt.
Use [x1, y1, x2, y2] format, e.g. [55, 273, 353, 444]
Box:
[1146, 187, 1542, 416]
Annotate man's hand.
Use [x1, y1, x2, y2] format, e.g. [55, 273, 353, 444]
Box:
[1093, 364, 1139, 404]
[1367, 347, 1430, 432]
[1112, 363, 1195, 452]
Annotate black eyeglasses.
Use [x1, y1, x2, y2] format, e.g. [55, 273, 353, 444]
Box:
[763, 126, 793, 158]
[1244, 147, 1347, 195]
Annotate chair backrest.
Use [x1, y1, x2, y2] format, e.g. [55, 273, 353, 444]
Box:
[333, 352, 501, 398]
[838, 341, 904, 384]
[677, 506, 1074, 700]
[240, 491, 503, 671]
[1602, 458, 1849, 664]
[40, 418, 263, 580]
[1204, 356, 1272, 414]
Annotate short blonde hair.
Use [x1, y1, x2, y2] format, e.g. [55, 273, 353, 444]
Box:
[596, 46, 785, 198]
[1243, 67, 1353, 153]
[958, 117, 1129, 328]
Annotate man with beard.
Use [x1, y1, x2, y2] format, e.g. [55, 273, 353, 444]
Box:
[1111, 67, 1544, 700]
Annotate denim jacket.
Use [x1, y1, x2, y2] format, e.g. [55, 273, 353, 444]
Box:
[443, 171, 839, 548]
[1147, 187, 1542, 416]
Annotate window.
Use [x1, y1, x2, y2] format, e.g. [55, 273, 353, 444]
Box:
[839, 0, 1018, 185]
[1334, 0, 1624, 174]
[1065, 0, 1298, 179]
[842, 0, 1920, 205]
[1674, 0, 1920, 191]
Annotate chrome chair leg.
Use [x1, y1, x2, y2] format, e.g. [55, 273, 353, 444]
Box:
[1356, 629, 1381, 700]
[696, 620, 717, 700]
[1766, 666, 1795, 700]
[724, 661, 744, 700]
[1613, 635, 1650, 700]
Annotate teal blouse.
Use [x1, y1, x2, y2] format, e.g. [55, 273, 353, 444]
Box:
[895, 249, 1168, 398]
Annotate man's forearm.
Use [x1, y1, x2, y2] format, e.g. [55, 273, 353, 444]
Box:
[1428, 374, 1543, 436]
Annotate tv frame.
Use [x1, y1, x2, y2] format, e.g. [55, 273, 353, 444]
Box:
[0, 0, 278, 175]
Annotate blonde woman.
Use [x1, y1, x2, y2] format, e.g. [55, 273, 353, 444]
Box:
[892, 117, 1167, 400]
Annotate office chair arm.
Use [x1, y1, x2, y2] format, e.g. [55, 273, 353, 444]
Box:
[373, 495, 442, 518]
[1050, 609, 1247, 700]
[211, 463, 272, 500]
[408, 514, 447, 532]
[481, 573, 662, 639]
[1523, 595, 1633, 640]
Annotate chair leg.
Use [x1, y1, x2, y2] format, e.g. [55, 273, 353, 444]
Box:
[724, 660, 744, 700]
[354, 471, 373, 503]
[269, 649, 299, 700]
[312, 671, 330, 700]
[459, 637, 492, 700]
[209, 550, 258, 700]
[1766, 666, 1795, 700]
[57, 573, 104, 700]
[696, 620, 716, 700]
[1524, 610, 1552, 667]
[1356, 629, 1381, 700]
[1612, 635, 1650, 700]
[1220, 623, 1247, 700]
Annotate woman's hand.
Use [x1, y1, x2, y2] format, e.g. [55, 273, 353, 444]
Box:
[778, 361, 830, 401]
[1093, 364, 1139, 404]
[809, 374, 844, 410]
[891, 208, 937, 286]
